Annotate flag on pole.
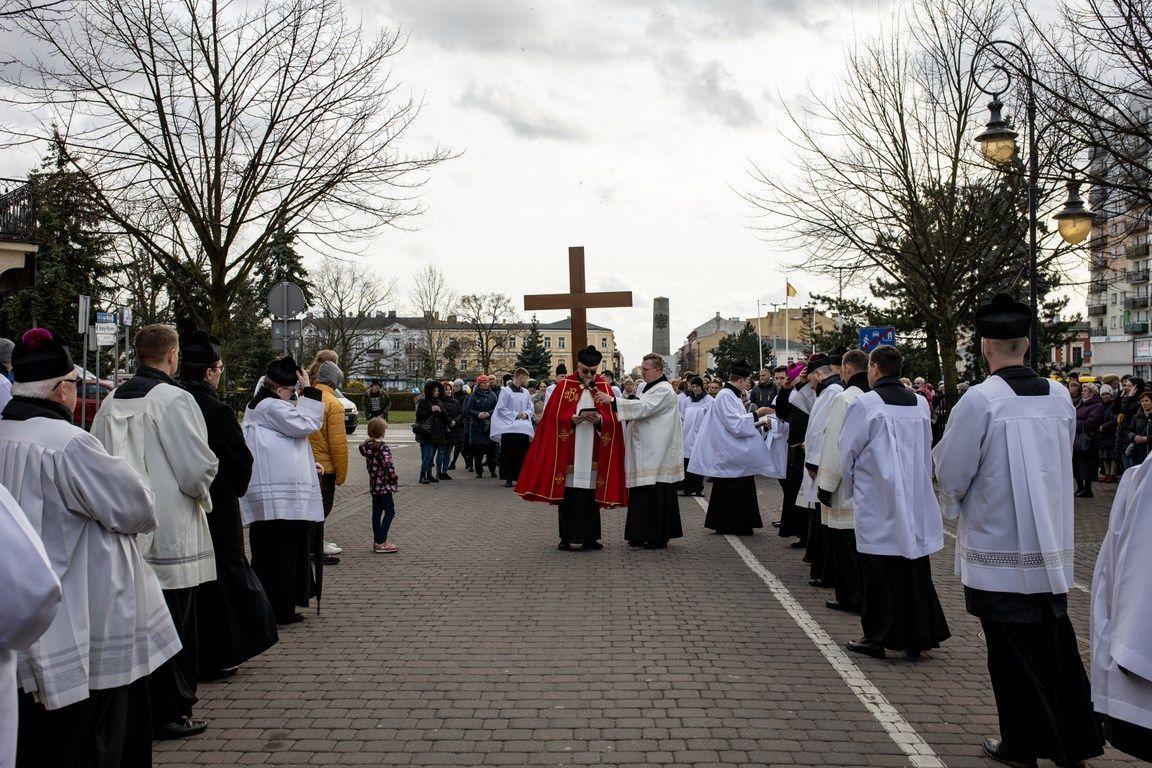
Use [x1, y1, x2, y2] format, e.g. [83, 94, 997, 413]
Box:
[785, 281, 797, 298]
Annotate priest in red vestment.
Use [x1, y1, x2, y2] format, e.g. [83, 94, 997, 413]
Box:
[516, 345, 627, 550]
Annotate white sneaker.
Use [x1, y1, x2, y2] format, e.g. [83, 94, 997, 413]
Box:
[323, 541, 343, 555]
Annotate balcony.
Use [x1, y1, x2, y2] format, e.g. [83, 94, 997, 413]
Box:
[1128, 268, 1150, 284]
[1088, 302, 1108, 316]
[1090, 326, 1108, 338]
[1090, 279, 1108, 294]
[1126, 295, 1150, 310]
[0, 180, 34, 241]
[1127, 243, 1151, 260]
[1088, 235, 1108, 251]
[1134, 216, 1150, 233]
[1126, 322, 1149, 335]
[1091, 255, 1111, 271]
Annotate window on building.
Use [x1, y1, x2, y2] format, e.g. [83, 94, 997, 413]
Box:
[558, 336, 566, 349]
[392, 337, 402, 351]
[1112, 316, 1119, 329]
[508, 336, 517, 349]
[600, 337, 608, 349]
[1112, 293, 1118, 305]
[1072, 347, 1083, 367]
[544, 336, 552, 349]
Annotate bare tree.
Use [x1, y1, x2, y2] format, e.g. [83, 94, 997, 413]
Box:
[1018, 0, 1152, 213]
[306, 256, 397, 376]
[458, 292, 516, 374]
[3, 0, 451, 337]
[408, 264, 457, 379]
[744, 0, 1070, 406]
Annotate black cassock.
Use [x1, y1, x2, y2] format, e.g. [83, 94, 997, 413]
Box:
[625, 482, 683, 546]
[967, 588, 1104, 765]
[182, 379, 278, 672]
[774, 386, 810, 541]
[859, 553, 949, 654]
[704, 476, 762, 535]
[558, 487, 602, 545]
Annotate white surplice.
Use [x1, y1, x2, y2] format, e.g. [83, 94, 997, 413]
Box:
[616, 379, 684, 487]
[815, 383, 867, 529]
[568, 388, 598, 489]
[688, 385, 774, 478]
[1092, 458, 1152, 730]
[0, 413, 178, 710]
[933, 376, 1076, 594]
[760, 415, 789, 480]
[490, 386, 535, 441]
[681, 395, 713, 459]
[240, 393, 326, 525]
[839, 391, 943, 559]
[800, 379, 844, 504]
[0, 485, 60, 768]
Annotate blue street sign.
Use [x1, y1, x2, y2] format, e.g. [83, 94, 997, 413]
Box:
[859, 326, 896, 351]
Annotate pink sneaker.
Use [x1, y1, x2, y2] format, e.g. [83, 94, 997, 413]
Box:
[373, 543, 399, 554]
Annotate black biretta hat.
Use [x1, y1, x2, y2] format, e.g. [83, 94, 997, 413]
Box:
[556, 362, 568, 376]
[804, 354, 830, 375]
[577, 346, 602, 366]
[730, 359, 753, 378]
[12, 328, 73, 383]
[180, 329, 221, 367]
[975, 294, 1032, 340]
[265, 356, 301, 387]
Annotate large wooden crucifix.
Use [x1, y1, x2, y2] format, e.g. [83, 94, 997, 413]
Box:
[524, 246, 633, 355]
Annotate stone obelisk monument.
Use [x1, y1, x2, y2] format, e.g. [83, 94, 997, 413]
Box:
[652, 297, 676, 377]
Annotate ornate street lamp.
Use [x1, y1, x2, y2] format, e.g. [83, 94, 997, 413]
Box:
[975, 96, 1019, 166]
[1053, 178, 1095, 245]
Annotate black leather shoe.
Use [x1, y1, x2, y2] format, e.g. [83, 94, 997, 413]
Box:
[582, 542, 603, 551]
[323, 554, 340, 565]
[557, 542, 571, 551]
[846, 638, 885, 659]
[504, 480, 514, 488]
[277, 612, 304, 625]
[156, 717, 208, 740]
[791, 541, 807, 549]
[825, 600, 861, 613]
[199, 666, 238, 681]
[643, 541, 667, 549]
[808, 578, 825, 587]
[440, 473, 453, 480]
[476, 472, 484, 478]
[981, 738, 1037, 768]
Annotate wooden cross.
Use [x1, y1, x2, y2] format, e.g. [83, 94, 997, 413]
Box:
[524, 246, 633, 357]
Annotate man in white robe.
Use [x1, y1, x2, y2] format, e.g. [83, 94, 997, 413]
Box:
[0, 485, 60, 768]
[815, 349, 870, 614]
[688, 360, 774, 535]
[597, 353, 684, 548]
[92, 323, 219, 740]
[933, 294, 1102, 766]
[801, 355, 843, 585]
[839, 345, 949, 660]
[679, 376, 712, 496]
[1092, 456, 1152, 762]
[1, 327, 179, 768]
[490, 367, 535, 488]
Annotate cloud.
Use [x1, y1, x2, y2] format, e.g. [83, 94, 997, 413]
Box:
[458, 81, 590, 141]
[659, 52, 759, 128]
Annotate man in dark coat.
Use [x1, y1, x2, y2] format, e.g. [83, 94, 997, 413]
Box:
[178, 330, 278, 680]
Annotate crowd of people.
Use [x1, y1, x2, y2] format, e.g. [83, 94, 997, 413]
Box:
[6, 290, 1152, 768]
[0, 323, 393, 768]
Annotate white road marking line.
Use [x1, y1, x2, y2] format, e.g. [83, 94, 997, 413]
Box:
[694, 497, 946, 768]
[941, 529, 1091, 594]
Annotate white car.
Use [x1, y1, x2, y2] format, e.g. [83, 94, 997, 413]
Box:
[335, 389, 358, 434]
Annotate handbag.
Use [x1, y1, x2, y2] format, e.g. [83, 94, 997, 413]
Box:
[1074, 432, 1093, 452]
[412, 420, 431, 439]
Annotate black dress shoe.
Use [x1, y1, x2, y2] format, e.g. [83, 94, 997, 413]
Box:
[825, 599, 861, 613]
[791, 540, 807, 549]
[557, 542, 572, 551]
[628, 541, 644, 547]
[504, 480, 514, 488]
[277, 612, 305, 625]
[323, 554, 340, 565]
[476, 472, 484, 478]
[981, 738, 1037, 768]
[808, 578, 825, 587]
[771, 521, 781, 528]
[156, 717, 208, 740]
[199, 666, 238, 681]
[643, 541, 667, 549]
[441, 472, 453, 480]
[428, 475, 439, 483]
[846, 638, 885, 659]
[581, 541, 603, 551]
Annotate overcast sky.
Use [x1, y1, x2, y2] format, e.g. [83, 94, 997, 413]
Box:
[337, 0, 906, 366]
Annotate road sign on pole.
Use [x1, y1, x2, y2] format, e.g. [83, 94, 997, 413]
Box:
[858, 326, 897, 352]
[95, 311, 117, 347]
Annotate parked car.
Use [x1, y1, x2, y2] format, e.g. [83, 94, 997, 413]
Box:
[334, 388, 358, 434]
[73, 378, 114, 430]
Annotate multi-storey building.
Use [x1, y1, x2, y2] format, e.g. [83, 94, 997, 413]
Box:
[677, 309, 837, 373]
[1087, 194, 1152, 378]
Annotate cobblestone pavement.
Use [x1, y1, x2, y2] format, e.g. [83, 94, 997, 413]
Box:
[156, 437, 1137, 767]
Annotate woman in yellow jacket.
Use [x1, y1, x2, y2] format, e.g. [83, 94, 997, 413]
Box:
[310, 360, 348, 564]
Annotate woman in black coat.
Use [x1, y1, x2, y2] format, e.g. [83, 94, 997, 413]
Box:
[415, 380, 451, 484]
[179, 332, 277, 679]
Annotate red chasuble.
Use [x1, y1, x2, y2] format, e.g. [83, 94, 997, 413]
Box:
[515, 374, 628, 508]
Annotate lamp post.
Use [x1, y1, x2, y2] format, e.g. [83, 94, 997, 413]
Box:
[972, 40, 1096, 369]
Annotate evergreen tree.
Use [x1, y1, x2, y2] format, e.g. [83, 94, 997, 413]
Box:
[711, 322, 770, 379]
[2, 135, 114, 349]
[515, 315, 552, 379]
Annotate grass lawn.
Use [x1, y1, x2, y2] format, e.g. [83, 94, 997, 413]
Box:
[379, 410, 415, 424]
